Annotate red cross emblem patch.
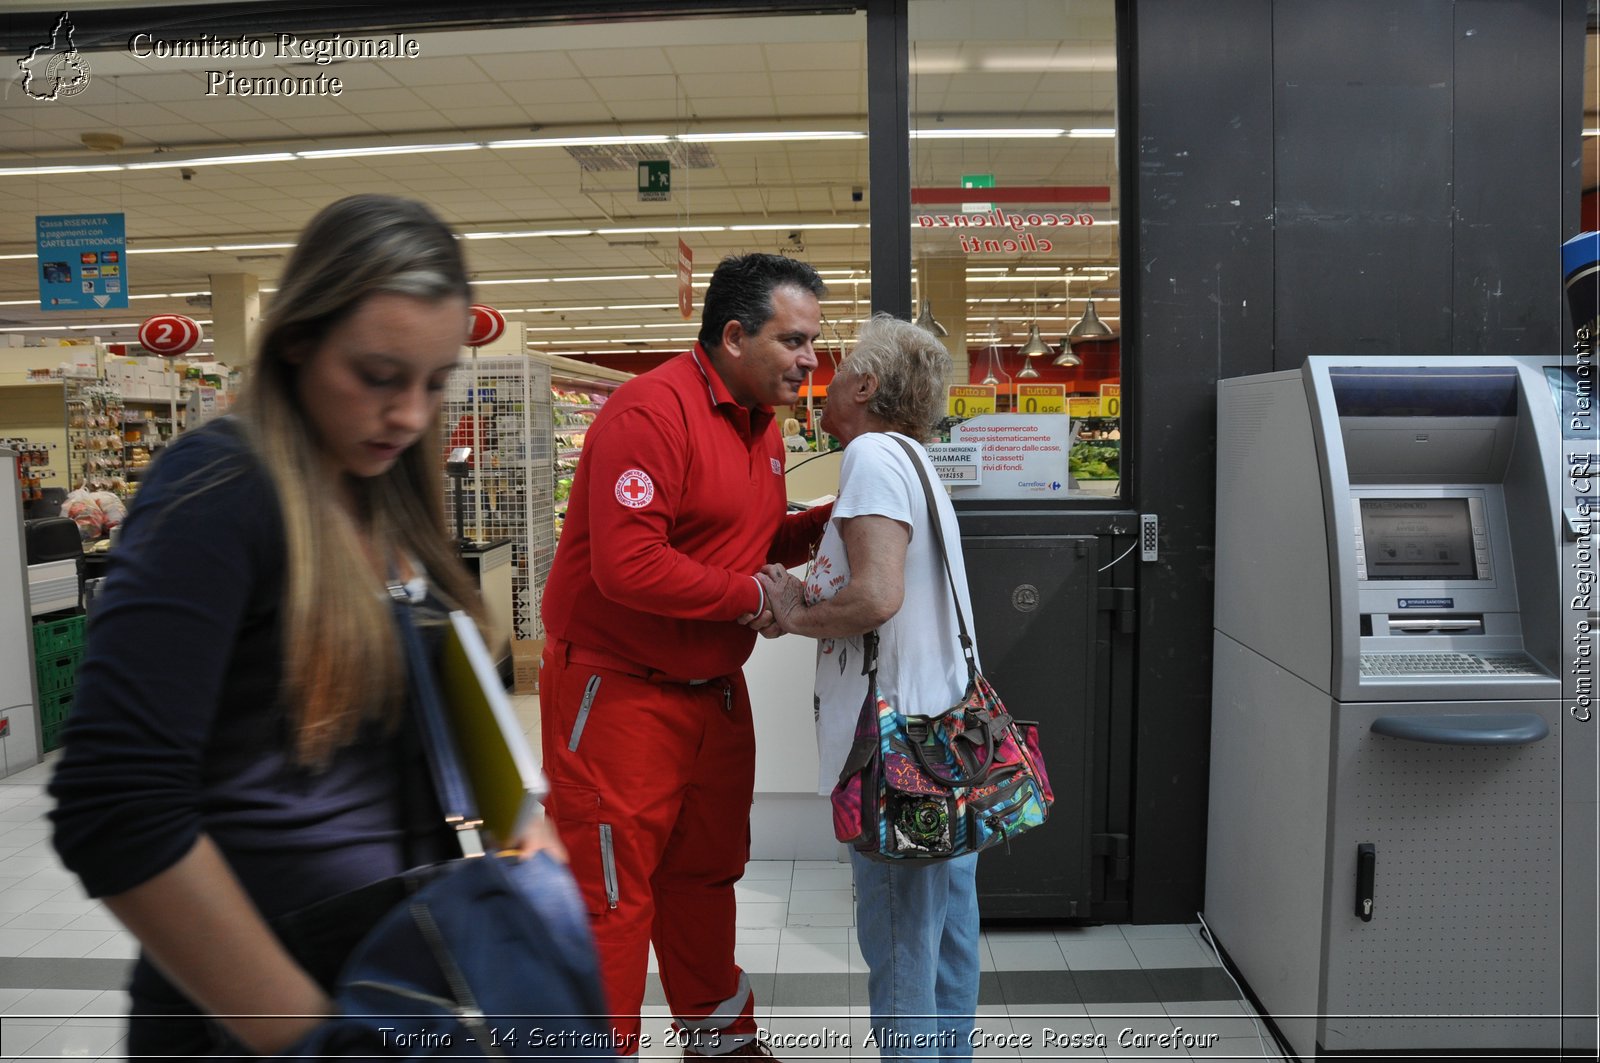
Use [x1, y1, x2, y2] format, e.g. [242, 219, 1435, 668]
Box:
[614, 468, 655, 508]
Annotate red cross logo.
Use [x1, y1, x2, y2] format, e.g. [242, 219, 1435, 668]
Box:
[614, 468, 655, 509]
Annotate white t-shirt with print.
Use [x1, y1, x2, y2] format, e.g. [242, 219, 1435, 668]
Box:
[808, 431, 978, 795]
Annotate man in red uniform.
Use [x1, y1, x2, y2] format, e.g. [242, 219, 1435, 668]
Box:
[541, 254, 833, 1057]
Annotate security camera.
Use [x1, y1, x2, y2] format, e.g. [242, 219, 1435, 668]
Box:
[851, 186, 864, 203]
[180, 167, 196, 181]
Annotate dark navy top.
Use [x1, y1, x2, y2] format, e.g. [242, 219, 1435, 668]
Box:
[48, 418, 451, 923]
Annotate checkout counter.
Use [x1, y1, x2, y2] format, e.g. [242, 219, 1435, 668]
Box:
[1206, 355, 1596, 1057]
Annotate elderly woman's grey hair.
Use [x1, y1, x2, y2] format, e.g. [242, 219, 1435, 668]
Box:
[845, 312, 953, 440]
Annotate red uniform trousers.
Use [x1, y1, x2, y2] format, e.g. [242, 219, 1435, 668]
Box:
[540, 639, 759, 1056]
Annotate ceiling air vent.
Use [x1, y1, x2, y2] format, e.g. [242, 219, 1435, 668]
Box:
[564, 144, 716, 172]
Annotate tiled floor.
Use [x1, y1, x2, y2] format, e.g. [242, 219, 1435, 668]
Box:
[0, 695, 1289, 1061]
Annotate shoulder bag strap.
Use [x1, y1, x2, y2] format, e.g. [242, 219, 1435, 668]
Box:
[386, 579, 482, 835]
[886, 434, 976, 677]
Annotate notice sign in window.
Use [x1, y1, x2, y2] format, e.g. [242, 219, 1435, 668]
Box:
[949, 414, 1073, 499]
[1358, 498, 1478, 580]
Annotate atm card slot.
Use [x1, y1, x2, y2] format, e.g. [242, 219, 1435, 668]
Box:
[1385, 614, 1483, 635]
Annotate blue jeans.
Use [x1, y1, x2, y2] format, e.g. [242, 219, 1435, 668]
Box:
[850, 850, 981, 1062]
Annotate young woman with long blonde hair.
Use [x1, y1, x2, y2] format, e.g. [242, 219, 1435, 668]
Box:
[50, 194, 501, 1057]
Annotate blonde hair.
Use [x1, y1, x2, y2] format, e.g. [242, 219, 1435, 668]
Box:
[844, 313, 952, 439]
[237, 195, 485, 768]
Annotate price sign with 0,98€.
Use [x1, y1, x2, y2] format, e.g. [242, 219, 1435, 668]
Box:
[947, 385, 997, 418]
[1015, 384, 1066, 414]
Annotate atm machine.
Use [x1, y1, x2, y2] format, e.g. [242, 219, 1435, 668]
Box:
[1204, 351, 1597, 1057]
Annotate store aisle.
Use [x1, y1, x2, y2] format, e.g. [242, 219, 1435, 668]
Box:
[0, 695, 1285, 1061]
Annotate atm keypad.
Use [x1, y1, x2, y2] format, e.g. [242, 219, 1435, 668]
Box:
[1360, 651, 1542, 678]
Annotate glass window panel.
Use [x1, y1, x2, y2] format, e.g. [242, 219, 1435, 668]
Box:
[910, 0, 1122, 500]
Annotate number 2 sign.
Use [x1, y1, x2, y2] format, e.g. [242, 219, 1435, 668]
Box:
[137, 314, 202, 357]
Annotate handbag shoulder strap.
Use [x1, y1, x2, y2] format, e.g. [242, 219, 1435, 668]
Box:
[886, 433, 976, 675]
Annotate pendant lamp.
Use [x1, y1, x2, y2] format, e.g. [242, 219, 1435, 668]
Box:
[1067, 299, 1113, 342]
[1052, 339, 1082, 367]
[979, 321, 1005, 385]
[972, 340, 998, 385]
[1016, 356, 1041, 379]
[1018, 322, 1052, 357]
[914, 299, 948, 337]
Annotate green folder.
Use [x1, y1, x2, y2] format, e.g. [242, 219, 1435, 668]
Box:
[438, 610, 547, 849]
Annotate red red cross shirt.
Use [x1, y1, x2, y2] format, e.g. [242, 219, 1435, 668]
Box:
[542, 345, 832, 679]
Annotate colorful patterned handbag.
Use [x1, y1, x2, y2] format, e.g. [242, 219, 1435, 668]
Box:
[829, 436, 1054, 860]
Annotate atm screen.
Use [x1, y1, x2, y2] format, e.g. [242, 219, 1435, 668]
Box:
[1358, 498, 1478, 580]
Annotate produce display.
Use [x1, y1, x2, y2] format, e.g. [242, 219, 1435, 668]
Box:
[552, 383, 609, 537]
[1069, 441, 1120, 480]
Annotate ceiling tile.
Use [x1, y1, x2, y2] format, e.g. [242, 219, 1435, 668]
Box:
[472, 50, 584, 81]
[567, 48, 674, 78]
[496, 78, 603, 106]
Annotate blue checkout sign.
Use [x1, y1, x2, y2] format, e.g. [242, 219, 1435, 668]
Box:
[37, 213, 128, 311]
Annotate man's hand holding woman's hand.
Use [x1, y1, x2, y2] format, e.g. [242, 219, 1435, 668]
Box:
[754, 565, 806, 638]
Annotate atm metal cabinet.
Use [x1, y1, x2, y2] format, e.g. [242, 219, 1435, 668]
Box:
[1205, 356, 1597, 1059]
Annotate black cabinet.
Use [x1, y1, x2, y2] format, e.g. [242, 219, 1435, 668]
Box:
[962, 534, 1100, 919]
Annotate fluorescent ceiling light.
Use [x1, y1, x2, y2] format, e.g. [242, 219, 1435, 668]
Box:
[727, 223, 865, 232]
[968, 275, 1070, 284]
[598, 226, 727, 235]
[127, 153, 296, 169]
[912, 128, 1064, 139]
[299, 143, 482, 159]
[488, 135, 671, 149]
[464, 229, 595, 240]
[0, 125, 1095, 178]
[518, 305, 611, 313]
[127, 246, 215, 254]
[528, 321, 709, 333]
[552, 274, 661, 283]
[214, 242, 294, 251]
[678, 131, 864, 143]
[979, 53, 1116, 74]
[2, 164, 125, 176]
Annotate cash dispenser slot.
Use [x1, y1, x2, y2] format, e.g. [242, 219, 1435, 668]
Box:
[1369, 712, 1550, 745]
[1384, 614, 1483, 635]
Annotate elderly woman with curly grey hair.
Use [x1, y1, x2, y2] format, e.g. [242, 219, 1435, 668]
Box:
[757, 312, 982, 1060]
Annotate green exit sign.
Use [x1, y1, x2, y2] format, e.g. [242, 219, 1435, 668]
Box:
[639, 160, 671, 202]
[961, 173, 994, 210]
